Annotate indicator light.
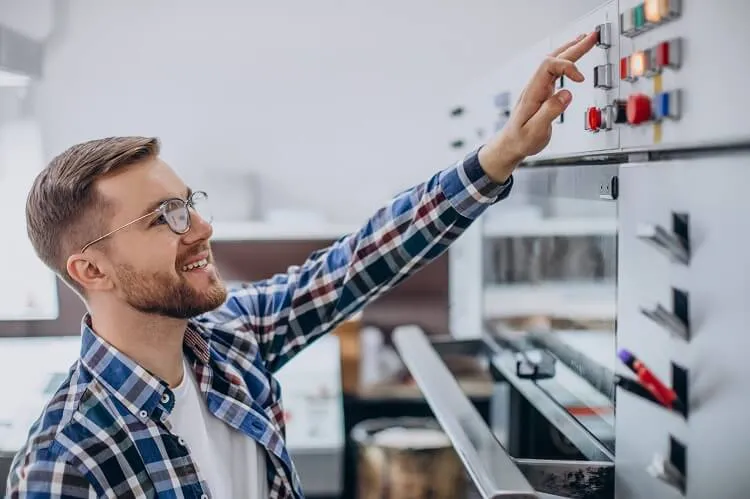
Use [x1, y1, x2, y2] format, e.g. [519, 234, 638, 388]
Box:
[631, 51, 648, 78]
[645, 0, 662, 23]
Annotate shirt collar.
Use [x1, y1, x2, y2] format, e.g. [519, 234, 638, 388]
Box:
[78, 313, 212, 423]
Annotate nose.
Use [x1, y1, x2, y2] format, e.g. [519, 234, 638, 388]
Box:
[181, 208, 213, 244]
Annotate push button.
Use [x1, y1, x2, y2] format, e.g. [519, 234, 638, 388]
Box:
[612, 100, 628, 124]
[634, 3, 646, 30]
[620, 57, 635, 82]
[595, 23, 612, 48]
[660, 0, 682, 19]
[593, 64, 613, 90]
[627, 94, 652, 125]
[654, 90, 681, 120]
[621, 9, 635, 36]
[656, 39, 681, 70]
[586, 107, 602, 132]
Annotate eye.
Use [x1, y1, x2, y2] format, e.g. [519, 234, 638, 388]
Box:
[151, 215, 168, 227]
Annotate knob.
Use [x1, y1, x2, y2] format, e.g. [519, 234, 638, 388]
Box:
[627, 93, 652, 125]
[585, 106, 602, 132]
[612, 99, 628, 123]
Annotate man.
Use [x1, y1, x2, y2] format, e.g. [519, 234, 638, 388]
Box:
[6, 32, 597, 498]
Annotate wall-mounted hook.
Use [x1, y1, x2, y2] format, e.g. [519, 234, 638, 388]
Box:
[640, 287, 690, 341]
[648, 436, 687, 494]
[636, 212, 690, 264]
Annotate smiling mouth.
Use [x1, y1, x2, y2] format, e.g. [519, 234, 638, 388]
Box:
[181, 258, 209, 272]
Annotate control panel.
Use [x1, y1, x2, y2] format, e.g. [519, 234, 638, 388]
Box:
[448, 1, 750, 160]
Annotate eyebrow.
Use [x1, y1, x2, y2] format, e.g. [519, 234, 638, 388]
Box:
[141, 187, 193, 217]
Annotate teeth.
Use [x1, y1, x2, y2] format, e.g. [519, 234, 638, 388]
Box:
[182, 258, 208, 271]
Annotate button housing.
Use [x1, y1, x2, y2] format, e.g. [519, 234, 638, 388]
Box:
[594, 64, 614, 90]
[596, 22, 613, 48]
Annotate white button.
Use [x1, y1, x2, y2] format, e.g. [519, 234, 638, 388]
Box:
[201, 495, 208, 499]
[139, 410, 148, 418]
[178, 437, 186, 446]
[161, 393, 170, 404]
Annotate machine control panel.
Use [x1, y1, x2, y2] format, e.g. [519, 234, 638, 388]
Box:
[451, 1, 750, 161]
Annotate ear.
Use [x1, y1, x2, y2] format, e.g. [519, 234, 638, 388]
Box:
[66, 253, 113, 292]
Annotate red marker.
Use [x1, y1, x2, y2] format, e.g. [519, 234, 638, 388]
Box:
[617, 348, 677, 408]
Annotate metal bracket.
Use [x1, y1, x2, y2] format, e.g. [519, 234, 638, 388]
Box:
[636, 212, 691, 265]
[640, 287, 690, 340]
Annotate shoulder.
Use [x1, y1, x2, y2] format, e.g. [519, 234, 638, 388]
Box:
[6, 362, 94, 494]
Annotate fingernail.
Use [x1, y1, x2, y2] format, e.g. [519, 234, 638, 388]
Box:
[577, 33, 586, 40]
[558, 91, 572, 105]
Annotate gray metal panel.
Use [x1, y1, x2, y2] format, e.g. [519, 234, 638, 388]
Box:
[289, 448, 343, 497]
[0, 24, 43, 78]
[0, 452, 13, 498]
[616, 153, 750, 499]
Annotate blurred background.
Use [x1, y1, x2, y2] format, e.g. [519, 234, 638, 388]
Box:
[0, 1, 627, 498]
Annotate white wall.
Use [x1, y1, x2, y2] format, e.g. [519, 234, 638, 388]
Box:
[9, 0, 604, 223]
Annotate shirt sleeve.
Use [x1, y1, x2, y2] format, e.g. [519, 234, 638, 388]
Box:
[216, 147, 513, 372]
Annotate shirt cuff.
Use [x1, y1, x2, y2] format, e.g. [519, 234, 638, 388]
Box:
[438, 147, 514, 219]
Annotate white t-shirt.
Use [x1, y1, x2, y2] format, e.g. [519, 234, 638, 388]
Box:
[169, 358, 268, 499]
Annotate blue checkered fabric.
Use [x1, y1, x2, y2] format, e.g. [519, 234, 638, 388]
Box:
[6, 148, 513, 498]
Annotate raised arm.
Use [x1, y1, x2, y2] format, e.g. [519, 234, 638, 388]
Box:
[215, 149, 511, 372]
[208, 32, 598, 372]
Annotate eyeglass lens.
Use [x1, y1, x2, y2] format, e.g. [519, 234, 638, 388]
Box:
[162, 192, 212, 233]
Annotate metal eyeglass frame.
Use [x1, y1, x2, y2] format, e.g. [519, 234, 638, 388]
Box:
[79, 191, 209, 253]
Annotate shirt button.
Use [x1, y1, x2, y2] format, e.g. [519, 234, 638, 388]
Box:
[161, 393, 170, 404]
[201, 495, 208, 499]
[139, 410, 148, 419]
[178, 437, 186, 446]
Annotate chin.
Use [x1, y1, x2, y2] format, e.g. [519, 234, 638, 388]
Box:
[121, 270, 229, 320]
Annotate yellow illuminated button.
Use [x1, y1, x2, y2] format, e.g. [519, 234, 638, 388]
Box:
[631, 51, 648, 77]
[645, 0, 662, 23]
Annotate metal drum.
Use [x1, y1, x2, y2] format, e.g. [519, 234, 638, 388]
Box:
[352, 417, 466, 499]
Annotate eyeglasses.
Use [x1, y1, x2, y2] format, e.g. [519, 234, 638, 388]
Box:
[79, 191, 212, 253]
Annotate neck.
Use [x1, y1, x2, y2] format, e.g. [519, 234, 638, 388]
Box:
[89, 300, 187, 387]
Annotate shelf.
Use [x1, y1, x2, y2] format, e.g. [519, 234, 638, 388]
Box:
[210, 221, 358, 242]
[483, 216, 616, 238]
[483, 281, 616, 320]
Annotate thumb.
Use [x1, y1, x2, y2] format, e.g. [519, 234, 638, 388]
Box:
[528, 89, 572, 127]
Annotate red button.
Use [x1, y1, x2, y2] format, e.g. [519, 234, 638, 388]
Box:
[620, 57, 629, 80]
[656, 42, 669, 67]
[627, 94, 651, 125]
[587, 107, 602, 130]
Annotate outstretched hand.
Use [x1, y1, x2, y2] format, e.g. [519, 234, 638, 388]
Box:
[478, 31, 599, 182]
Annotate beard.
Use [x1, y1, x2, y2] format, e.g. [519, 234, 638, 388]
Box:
[115, 262, 228, 319]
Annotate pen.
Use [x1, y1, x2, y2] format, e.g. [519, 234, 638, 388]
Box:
[614, 374, 661, 404]
[617, 348, 681, 411]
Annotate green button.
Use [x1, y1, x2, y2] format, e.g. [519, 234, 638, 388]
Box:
[634, 3, 645, 27]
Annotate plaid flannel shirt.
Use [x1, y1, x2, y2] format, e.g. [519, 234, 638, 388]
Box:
[5, 148, 513, 498]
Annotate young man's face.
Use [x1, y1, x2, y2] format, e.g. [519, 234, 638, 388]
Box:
[84, 157, 228, 318]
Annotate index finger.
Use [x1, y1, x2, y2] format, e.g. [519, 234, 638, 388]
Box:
[550, 33, 587, 57]
[558, 31, 598, 62]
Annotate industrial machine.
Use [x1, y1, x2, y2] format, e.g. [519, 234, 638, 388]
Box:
[394, 1, 750, 498]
